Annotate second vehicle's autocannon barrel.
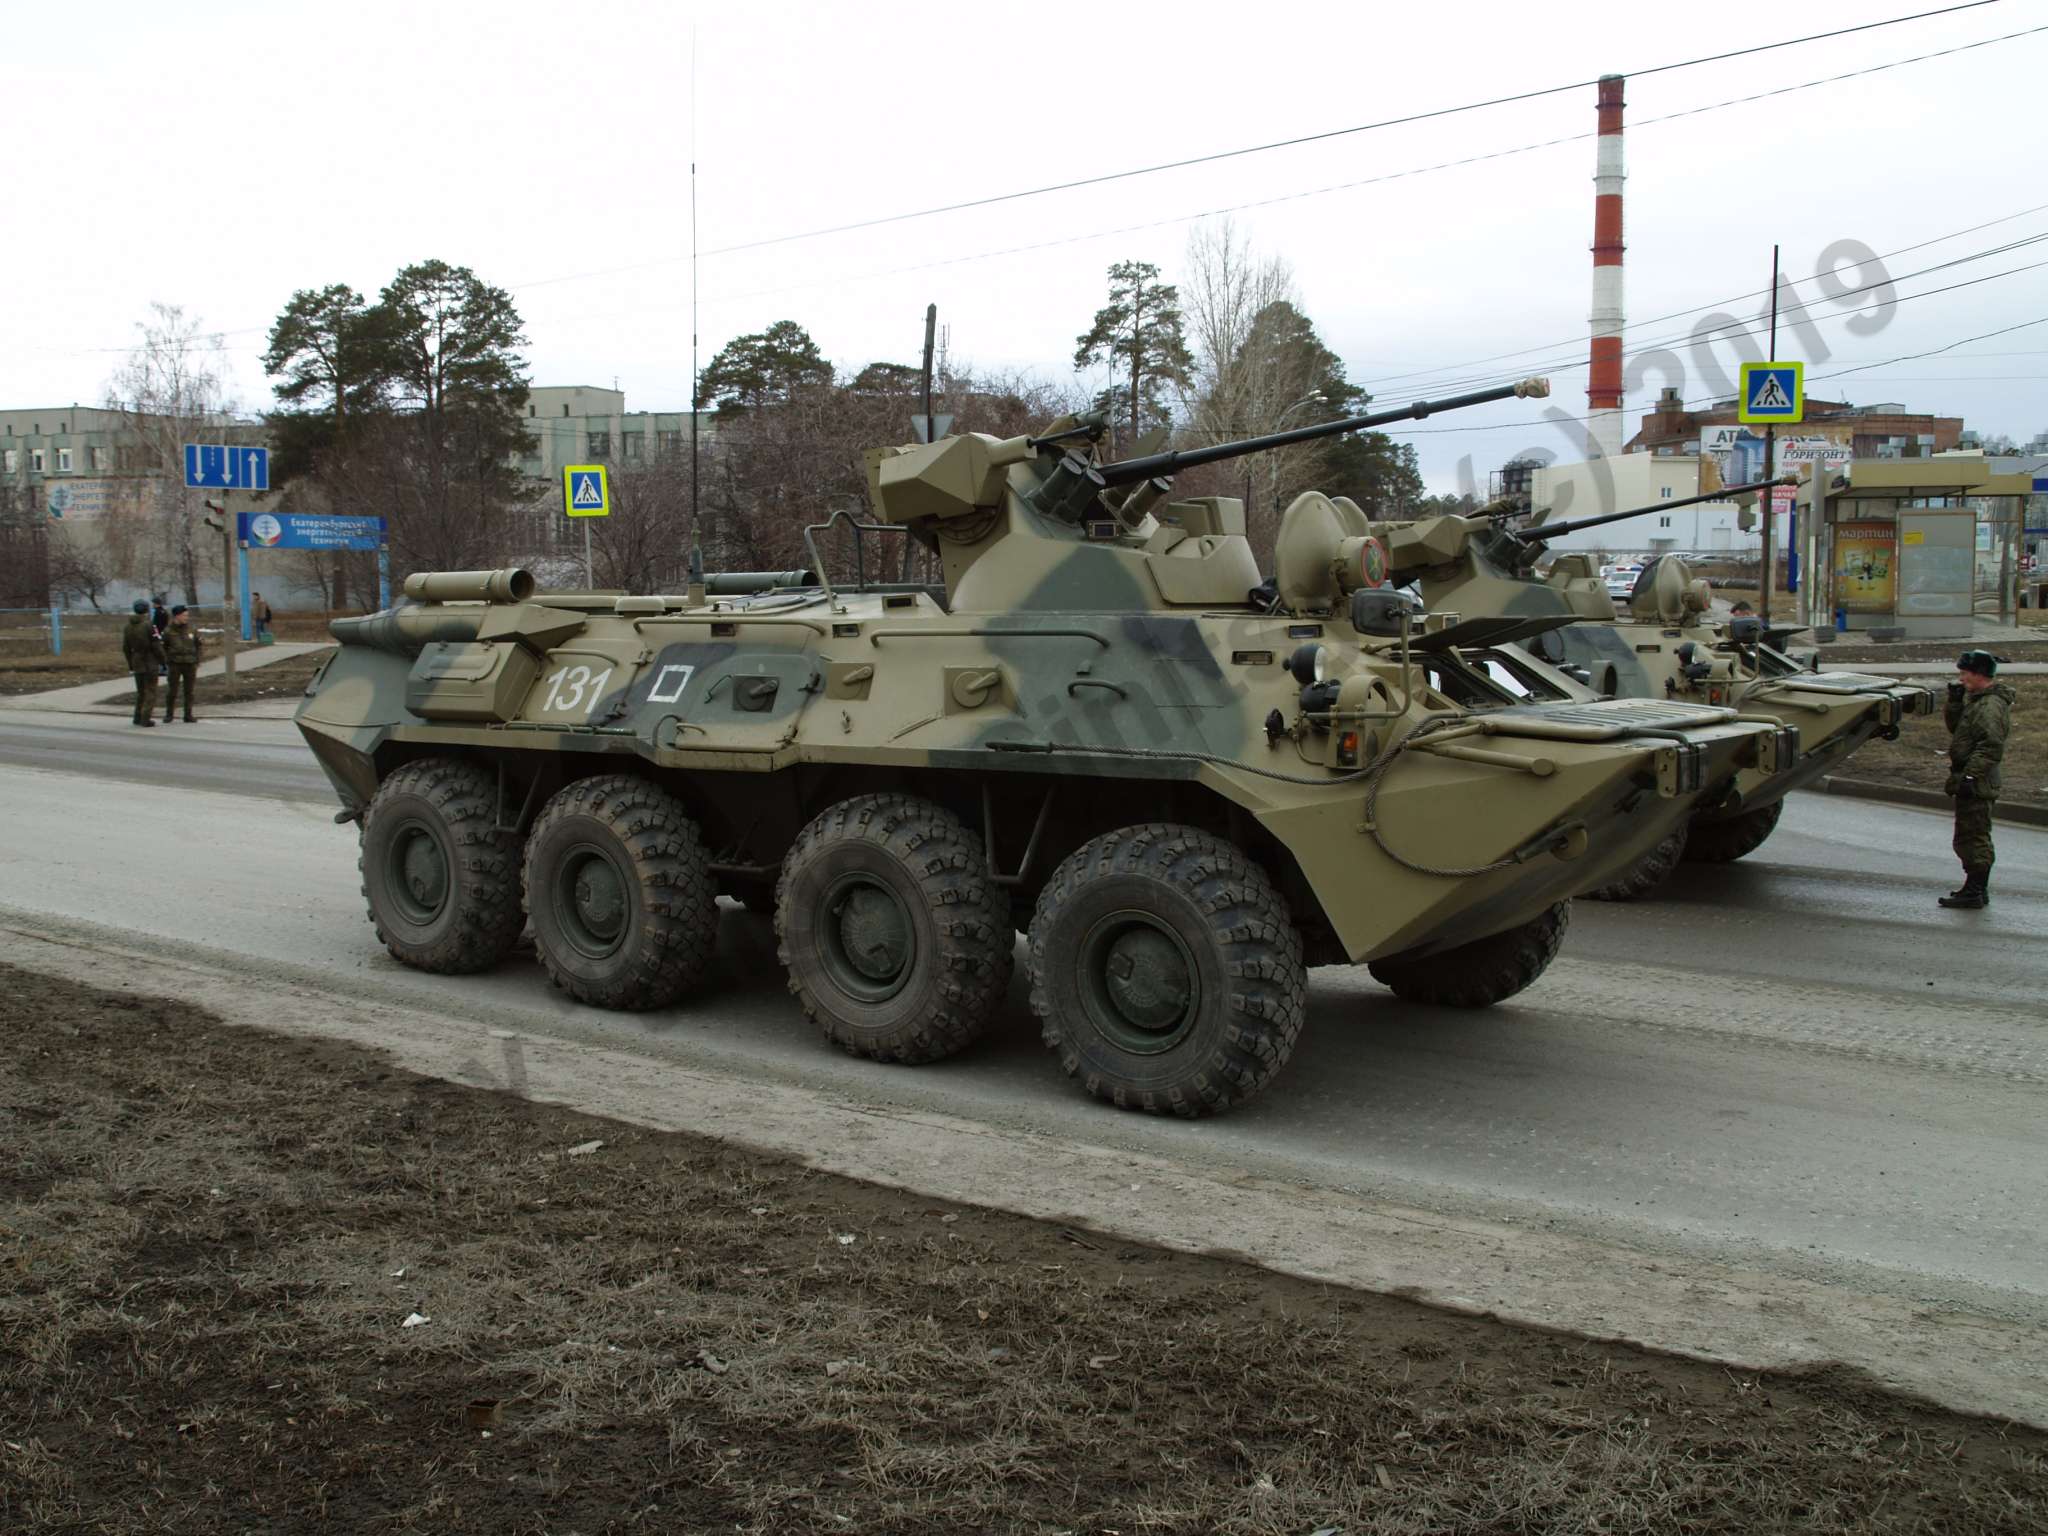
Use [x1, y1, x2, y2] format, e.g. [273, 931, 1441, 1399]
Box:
[1515, 477, 1794, 544]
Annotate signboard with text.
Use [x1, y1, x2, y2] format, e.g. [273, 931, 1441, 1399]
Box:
[237, 512, 387, 550]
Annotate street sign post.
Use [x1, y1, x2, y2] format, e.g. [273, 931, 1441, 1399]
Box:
[183, 444, 270, 491]
[562, 464, 610, 586]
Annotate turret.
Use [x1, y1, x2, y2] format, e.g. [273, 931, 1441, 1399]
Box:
[864, 380, 1552, 616]
[1368, 478, 1790, 622]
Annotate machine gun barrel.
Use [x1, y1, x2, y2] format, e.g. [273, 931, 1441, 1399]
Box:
[1092, 377, 1550, 488]
[1514, 476, 1795, 544]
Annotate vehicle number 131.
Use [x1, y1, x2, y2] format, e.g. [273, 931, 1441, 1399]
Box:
[541, 664, 613, 717]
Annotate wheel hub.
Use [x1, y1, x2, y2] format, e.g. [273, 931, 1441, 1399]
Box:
[553, 846, 631, 958]
[1079, 912, 1198, 1053]
[816, 874, 916, 1004]
[571, 856, 627, 940]
[396, 829, 447, 919]
[837, 885, 909, 981]
[1102, 928, 1190, 1029]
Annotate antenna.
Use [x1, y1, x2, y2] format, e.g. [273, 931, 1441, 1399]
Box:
[688, 23, 703, 592]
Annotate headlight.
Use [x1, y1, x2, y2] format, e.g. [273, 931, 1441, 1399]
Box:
[1288, 643, 1329, 686]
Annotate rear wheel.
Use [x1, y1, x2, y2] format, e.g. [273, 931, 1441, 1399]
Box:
[1369, 901, 1569, 1008]
[524, 775, 716, 1010]
[1682, 800, 1784, 864]
[777, 794, 1013, 1063]
[360, 757, 525, 974]
[1584, 829, 1686, 902]
[1029, 825, 1306, 1118]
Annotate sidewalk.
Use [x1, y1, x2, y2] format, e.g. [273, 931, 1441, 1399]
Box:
[0, 642, 325, 715]
[1827, 660, 2048, 676]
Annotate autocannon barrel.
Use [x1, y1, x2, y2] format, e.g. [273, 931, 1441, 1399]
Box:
[401, 569, 536, 604]
[1513, 477, 1794, 544]
[1093, 378, 1550, 488]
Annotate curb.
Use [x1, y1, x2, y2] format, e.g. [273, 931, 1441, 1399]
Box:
[1815, 776, 2048, 828]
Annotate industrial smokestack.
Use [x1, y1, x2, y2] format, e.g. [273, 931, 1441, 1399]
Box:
[1587, 74, 1626, 461]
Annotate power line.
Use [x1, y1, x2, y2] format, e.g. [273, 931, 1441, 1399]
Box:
[1354, 198, 2048, 393]
[675, 27, 2044, 321]
[1344, 235, 2048, 403]
[1376, 306, 2048, 442]
[504, 4, 2026, 300]
[692, 1, 2009, 260]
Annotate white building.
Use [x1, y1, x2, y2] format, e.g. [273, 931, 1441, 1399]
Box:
[1521, 453, 1756, 559]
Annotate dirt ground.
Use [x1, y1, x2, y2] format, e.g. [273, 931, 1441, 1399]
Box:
[3, 967, 2043, 1535]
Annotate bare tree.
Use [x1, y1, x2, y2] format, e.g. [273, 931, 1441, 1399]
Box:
[104, 303, 238, 603]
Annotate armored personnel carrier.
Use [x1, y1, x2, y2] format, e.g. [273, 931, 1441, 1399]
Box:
[297, 380, 1790, 1116]
[1359, 483, 1933, 896]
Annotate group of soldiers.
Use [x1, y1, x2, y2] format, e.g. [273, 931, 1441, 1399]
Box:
[120, 596, 202, 727]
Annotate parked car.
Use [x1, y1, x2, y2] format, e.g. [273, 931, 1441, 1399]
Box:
[1602, 562, 1644, 599]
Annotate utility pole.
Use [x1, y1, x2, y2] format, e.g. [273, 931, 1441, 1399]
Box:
[203, 498, 238, 681]
[1760, 244, 1780, 627]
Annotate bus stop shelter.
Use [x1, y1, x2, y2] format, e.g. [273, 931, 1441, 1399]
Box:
[1797, 458, 2032, 637]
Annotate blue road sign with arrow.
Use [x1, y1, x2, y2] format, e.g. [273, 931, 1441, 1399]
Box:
[184, 443, 270, 491]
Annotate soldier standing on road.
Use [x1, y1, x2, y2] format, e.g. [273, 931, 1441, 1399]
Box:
[1939, 649, 2014, 910]
[162, 604, 201, 723]
[122, 599, 166, 728]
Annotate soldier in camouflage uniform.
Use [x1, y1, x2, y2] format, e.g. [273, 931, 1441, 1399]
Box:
[162, 604, 202, 722]
[1939, 649, 2014, 910]
[121, 599, 166, 728]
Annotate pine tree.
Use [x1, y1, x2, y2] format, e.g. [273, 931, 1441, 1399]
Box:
[1073, 261, 1193, 449]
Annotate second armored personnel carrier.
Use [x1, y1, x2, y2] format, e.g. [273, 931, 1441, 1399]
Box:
[298, 382, 1789, 1115]
[1359, 483, 1934, 895]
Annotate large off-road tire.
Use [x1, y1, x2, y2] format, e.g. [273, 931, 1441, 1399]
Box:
[1682, 800, 1784, 864]
[777, 794, 1013, 1063]
[1368, 901, 1570, 1008]
[524, 775, 716, 1011]
[1028, 825, 1307, 1118]
[360, 757, 526, 975]
[1584, 829, 1686, 902]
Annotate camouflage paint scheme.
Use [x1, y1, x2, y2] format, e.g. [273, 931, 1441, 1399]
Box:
[299, 415, 1789, 969]
[1358, 510, 1934, 833]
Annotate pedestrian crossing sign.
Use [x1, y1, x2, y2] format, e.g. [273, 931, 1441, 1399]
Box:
[1738, 361, 1804, 424]
[563, 464, 611, 517]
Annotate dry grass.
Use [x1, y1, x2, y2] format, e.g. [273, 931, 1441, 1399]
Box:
[0, 610, 338, 696]
[3, 964, 2044, 1534]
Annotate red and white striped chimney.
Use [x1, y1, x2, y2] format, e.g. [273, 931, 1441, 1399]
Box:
[1587, 73, 1626, 461]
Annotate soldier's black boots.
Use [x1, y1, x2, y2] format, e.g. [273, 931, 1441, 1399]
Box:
[1938, 867, 1990, 909]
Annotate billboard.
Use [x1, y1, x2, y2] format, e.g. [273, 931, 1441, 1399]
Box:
[1833, 520, 1897, 613]
[237, 512, 387, 551]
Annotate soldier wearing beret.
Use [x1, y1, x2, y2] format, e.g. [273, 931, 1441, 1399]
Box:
[1939, 649, 2013, 910]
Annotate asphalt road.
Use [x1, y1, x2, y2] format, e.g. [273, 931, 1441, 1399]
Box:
[3, 706, 2043, 1350]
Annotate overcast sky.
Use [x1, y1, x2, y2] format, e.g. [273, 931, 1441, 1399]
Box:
[7, 0, 2046, 489]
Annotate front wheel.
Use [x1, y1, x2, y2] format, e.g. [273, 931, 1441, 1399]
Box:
[360, 757, 526, 974]
[1029, 825, 1306, 1118]
[1368, 901, 1569, 1008]
[1682, 800, 1784, 864]
[524, 775, 717, 1010]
